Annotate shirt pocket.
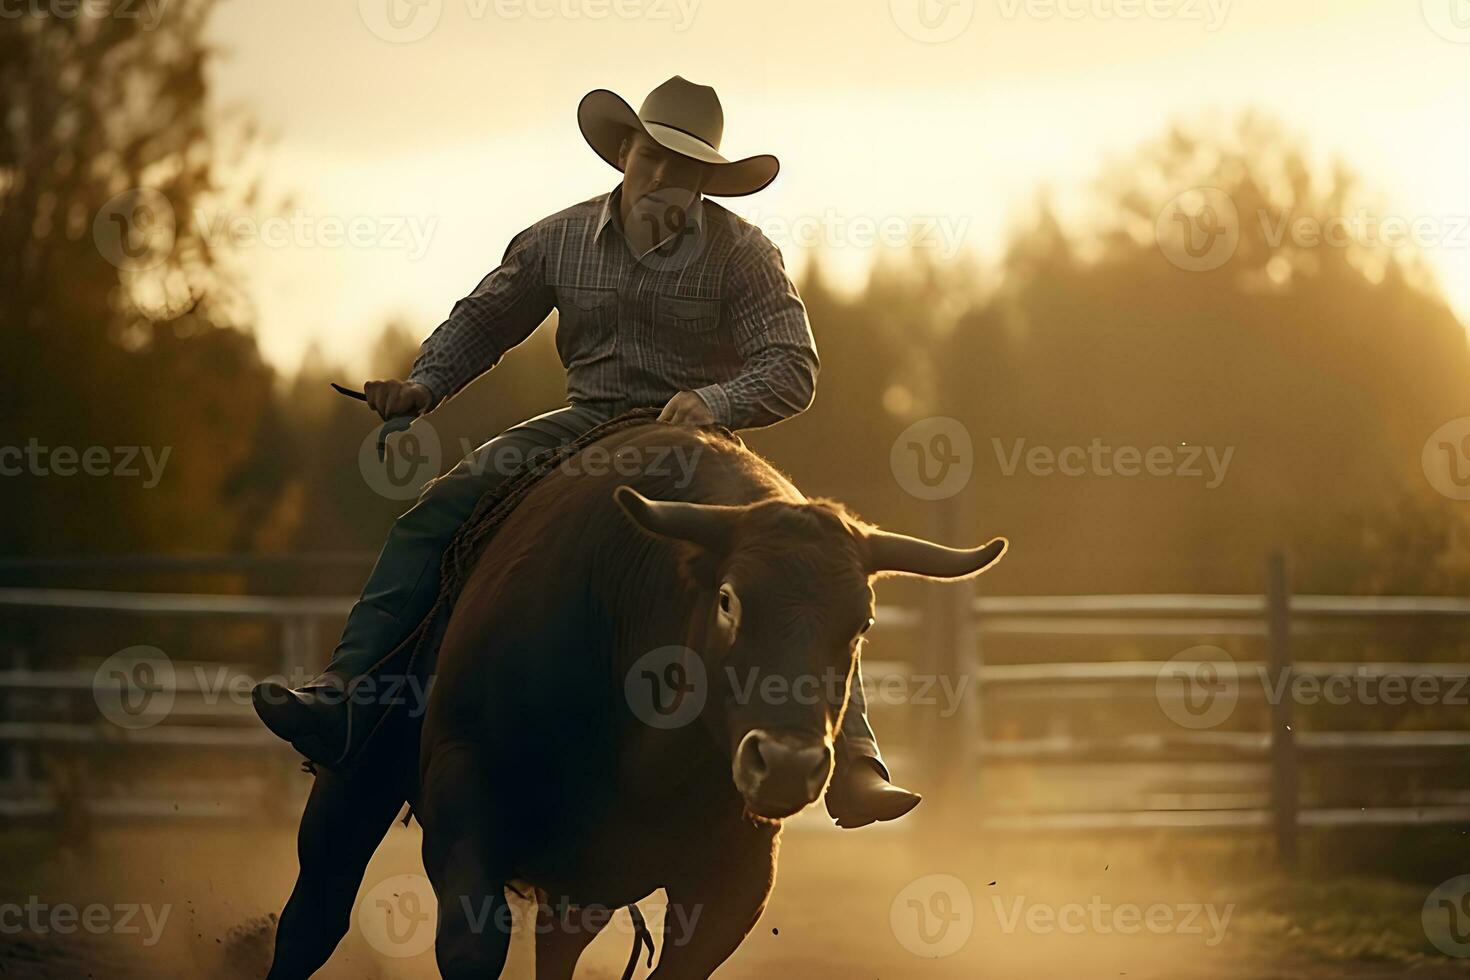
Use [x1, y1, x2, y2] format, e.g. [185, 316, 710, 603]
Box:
[656, 294, 721, 335]
[555, 286, 618, 369]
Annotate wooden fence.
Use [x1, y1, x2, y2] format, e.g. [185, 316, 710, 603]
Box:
[3, 553, 1469, 863]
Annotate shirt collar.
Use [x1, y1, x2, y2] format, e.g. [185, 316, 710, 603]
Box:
[595, 185, 706, 249]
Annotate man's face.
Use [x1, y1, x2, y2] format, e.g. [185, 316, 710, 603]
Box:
[617, 131, 710, 206]
[616, 131, 710, 255]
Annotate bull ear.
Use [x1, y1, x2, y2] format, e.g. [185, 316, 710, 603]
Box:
[863, 528, 1008, 580]
[614, 486, 740, 554]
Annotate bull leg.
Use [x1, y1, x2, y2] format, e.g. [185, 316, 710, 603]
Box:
[266, 765, 408, 979]
[420, 743, 514, 979]
[533, 892, 609, 980]
[649, 824, 778, 979]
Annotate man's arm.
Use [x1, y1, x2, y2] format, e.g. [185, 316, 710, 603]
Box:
[691, 235, 819, 430]
[405, 225, 555, 410]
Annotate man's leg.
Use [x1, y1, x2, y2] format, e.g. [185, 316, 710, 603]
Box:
[253, 404, 611, 766]
[826, 656, 922, 828]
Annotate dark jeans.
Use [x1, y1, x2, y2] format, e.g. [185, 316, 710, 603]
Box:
[323, 404, 882, 766]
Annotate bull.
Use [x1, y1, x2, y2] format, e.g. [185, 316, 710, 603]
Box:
[266, 420, 1006, 979]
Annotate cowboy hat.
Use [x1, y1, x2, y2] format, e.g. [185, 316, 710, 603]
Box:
[578, 76, 779, 198]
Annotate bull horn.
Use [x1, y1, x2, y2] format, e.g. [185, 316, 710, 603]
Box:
[614, 486, 741, 553]
[864, 529, 1008, 580]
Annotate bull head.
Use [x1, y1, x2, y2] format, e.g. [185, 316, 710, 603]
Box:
[614, 485, 1007, 820]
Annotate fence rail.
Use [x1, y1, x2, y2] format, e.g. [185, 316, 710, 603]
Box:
[3, 554, 1469, 860]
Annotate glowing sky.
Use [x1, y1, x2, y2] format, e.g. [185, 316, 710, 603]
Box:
[203, 0, 1470, 374]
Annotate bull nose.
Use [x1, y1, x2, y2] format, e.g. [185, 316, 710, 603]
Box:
[732, 729, 833, 818]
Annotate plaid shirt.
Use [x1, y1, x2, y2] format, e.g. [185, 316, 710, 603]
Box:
[407, 187, 818, 430]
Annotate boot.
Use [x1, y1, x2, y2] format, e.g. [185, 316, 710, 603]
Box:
[824, 756, 922, 829]
[252, 677, 351, 768]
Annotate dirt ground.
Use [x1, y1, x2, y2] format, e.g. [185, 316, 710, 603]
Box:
[5, 806, 1470, 980]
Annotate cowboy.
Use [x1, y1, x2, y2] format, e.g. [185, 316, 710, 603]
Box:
[252, 77, 919, 829]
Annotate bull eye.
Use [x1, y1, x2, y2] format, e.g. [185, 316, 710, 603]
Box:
[717, 584, 739, 626]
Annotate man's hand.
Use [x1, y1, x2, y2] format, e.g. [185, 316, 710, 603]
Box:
[363, 379, 431, 421]
[658, 390, 716, 425]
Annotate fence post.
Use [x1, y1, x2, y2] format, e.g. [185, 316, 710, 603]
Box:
[6, 649, 34, 806]
[924, 496, 972, 805]
[1266, 551, 1298, 868]
[959, 581, 983, 804]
